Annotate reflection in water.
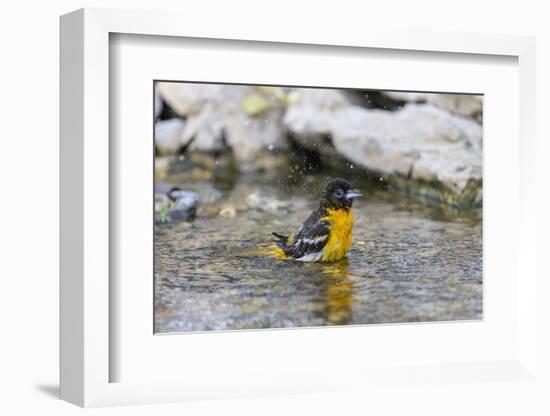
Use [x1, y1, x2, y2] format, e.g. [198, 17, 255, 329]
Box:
[321, 260, 353, 325]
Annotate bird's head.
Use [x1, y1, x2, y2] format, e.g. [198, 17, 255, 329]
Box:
[321, 178, 362, 209]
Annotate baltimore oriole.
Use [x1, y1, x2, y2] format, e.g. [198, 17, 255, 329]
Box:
[272, 178, 361, 262]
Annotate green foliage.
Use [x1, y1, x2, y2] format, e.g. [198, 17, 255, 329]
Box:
[157, 200, 174, 223]
[285, 90, 300, 104]
[241, 95, 270, 116]
[241, 87, 301, 117]
[258, 86, 287, 104]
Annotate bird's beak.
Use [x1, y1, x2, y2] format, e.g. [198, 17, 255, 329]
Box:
[345, 189, 362, 200]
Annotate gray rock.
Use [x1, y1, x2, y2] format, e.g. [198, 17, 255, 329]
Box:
[382, 91, 483, 118]
[156, 182, 221, 204]
[167, 188, 197, 202]
[154, 118, 187, 155]
[156, 83, 288, 165]
[168, 191, 198, 221]
[245, 191, 289, 212]
[284, 89, 482, 206]
[154, 89, 163, 120]
[332, 104, 482, 205]
[155, 189, 198, 223]
[284, 88, 354, 153]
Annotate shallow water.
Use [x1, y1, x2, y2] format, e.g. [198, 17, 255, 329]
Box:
[154, 174, 482, 333]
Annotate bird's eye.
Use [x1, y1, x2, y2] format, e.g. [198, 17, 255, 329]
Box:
[335, 189, 344, 198]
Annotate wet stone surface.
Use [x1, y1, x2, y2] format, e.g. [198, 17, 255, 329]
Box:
[154, 175, 482, 333]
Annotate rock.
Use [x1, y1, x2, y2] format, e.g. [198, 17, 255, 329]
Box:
[382, 92, 482, 118]
[155, 118, 187, 155]
[284, 92, 482, 206]
[167, 188, 194, 201]
[168, 190, 198, 221]
[196, 205, 220, 218]
[154, 156, 176, 181]
[284, 88, 354, 153]
[154, 89, 163, 120]
[180, 104, 226, 152]
[333, 104, 482, 206]
[245, 191, 289, 212]
[219, 205, 237, 218]
[156, 83, 288, 166]
[245, 191, 265, 209]
[155, 189, 198, 223]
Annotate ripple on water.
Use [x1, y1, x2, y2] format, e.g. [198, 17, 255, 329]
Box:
[154, 181, 482, 333]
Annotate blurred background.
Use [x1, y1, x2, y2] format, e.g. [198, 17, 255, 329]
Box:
[155, 83, 482, 219]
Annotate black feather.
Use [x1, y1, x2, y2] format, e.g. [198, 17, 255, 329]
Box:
[273, 207, 330, 259]
[271, 232, 288, 242]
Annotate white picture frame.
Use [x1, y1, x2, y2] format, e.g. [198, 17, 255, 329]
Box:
[60, 8, 538, 408]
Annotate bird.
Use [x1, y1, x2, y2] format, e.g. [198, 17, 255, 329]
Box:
[271, 178, 361, 262]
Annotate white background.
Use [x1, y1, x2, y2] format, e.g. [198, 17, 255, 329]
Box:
[112, 34, 519, 384]
[1, 1, 548, 415]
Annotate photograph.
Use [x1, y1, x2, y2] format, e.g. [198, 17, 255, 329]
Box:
[153, 82, 483, 333]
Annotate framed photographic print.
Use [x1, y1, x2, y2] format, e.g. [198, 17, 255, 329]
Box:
[60, 8, 538, 408]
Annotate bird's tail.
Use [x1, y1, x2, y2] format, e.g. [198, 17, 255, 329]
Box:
[271, 232, 290, 259]
[272, 232, 289, 244]
[234, 233, 289, 260]
[234, 242, 287, 260]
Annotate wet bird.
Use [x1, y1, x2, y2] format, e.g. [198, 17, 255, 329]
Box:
[272, 178, 361, 262]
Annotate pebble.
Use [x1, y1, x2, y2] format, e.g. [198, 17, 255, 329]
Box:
[168, 193, 199, 221]
[219, 206, 237, 218]
[197, 205, 220, 218]
[245, 191, 288, 212]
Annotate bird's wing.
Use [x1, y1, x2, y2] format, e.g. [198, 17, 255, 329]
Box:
[285, 209, 330, 259]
